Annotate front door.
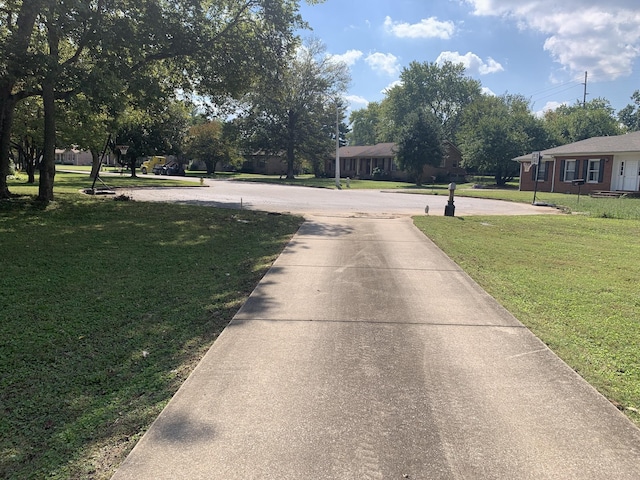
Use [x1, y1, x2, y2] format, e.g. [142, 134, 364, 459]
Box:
[621, 160, 640, 191]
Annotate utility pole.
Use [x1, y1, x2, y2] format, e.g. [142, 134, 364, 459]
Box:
[583, 71, 588, 107]
[335, 100, 341, 189]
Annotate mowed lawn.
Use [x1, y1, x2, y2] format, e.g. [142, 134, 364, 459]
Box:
[2, 173, 639, 478]
[0, 193, 304, 479]
[414, 214, 640, 426]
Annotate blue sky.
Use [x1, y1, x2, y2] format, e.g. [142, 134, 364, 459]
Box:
[298, 0, 640, 116]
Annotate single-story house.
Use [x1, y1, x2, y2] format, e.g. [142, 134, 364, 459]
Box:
[515, 131, 640, 194]
[325, 141, 466, 182]
[242, 152, 287, 175]
[55, 148, 93, 166]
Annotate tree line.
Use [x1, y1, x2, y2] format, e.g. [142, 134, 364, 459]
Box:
[348, 61, 640, 186]
[1, 0, 348, 201]
[5, 1, 640, 195]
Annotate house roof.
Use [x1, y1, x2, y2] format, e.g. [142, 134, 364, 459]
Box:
[339, 143, 396, 158]
[514, 131, 640, 161]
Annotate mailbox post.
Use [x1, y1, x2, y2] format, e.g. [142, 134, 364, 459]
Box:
[572, 178, 585, 204]
[444, 182, 456, 216]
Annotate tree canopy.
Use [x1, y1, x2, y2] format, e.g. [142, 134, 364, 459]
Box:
[396, 110, 444, 186]
[543, 98, 622, 146]
[619, 91, 640, 132]
[184, 120, 241, 175]
[458, 94, 547, 186]
[382, 61, 482, 141]
[240, 38, 350, 179]
[0, 0, 314, 200]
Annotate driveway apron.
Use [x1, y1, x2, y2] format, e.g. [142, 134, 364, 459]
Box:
[112, 215, 640, 479]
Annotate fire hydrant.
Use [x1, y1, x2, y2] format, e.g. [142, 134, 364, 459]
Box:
[444, 182, 456, 216]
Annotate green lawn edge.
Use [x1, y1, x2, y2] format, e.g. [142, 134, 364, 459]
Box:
[413, 214, 640, 427]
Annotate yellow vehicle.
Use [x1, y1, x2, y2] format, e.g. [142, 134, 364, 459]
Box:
[140, 156, 166, 174]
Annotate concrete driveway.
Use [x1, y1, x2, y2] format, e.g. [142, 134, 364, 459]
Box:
[121, 178, 558, 217]
[112, 199, 640, 478]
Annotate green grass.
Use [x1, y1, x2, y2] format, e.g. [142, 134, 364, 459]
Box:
[0, 192, 303, 479]
[8, 171, 197, 195]
[4, 172, 640, 477]
[414, 215, 640, 424]
[227, 173, 423, 190]
[454, 188, 640, 220]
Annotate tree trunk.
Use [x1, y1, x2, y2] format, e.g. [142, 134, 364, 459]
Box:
[129, 156, 137, 178]
[38, 80, 56, 202]
[286, 143, 295, 179]
[0, 2, 42, 198]
[286, 110, 296, 179]
[0, 92, 16, 198]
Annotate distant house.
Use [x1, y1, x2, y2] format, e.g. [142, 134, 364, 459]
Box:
[325, 141, 466, 182]
[242, 152, 287, 175]
[55, 148, 93, 166]
[515, 131, 640, 194]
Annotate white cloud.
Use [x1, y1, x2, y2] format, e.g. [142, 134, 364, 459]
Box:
[365, 52, 401, 77]
[345, 94, 368, 106]
[464, 1, 640, 80]
[330, 49, 363, 66]
[384, 16, 456, 39]
[382, 80, 403, 94]
[436, 51, 504, 75]
[534, 100, 569, 118]
[481, 86, 496, 96]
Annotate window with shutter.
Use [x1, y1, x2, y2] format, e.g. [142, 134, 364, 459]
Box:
[587, 159, 602, 183]
[563, 160, 576, 182]
[536, 161, 547, 181]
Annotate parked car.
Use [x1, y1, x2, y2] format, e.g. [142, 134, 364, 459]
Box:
[154, 161, 185, 176]
[141, 156, 165, 174]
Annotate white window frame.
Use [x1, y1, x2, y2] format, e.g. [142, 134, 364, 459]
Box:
[563, 160, 576, 182]
[587, 159, 601, 183]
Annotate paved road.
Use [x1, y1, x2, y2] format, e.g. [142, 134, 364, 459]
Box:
[112, 213, 640, 479]
[120, 179, 558, 217]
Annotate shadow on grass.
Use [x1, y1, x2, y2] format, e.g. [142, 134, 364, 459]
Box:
[0, 197, 303, 479]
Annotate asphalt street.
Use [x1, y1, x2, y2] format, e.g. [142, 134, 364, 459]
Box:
[120, 178, 558, 217]
[111, 183, 640, 479]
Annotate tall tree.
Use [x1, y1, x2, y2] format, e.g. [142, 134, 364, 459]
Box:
[115, 100, 191, 176]
[543, 98, 622, 146]
[383, 61, 482, 141]
[0, 0, 44, 197]
[241, 38, 350, 179]
[0, 0, 316, 201]
[348, 101, 382, 146]
[10, 97, 44, 183]
[57, 94, 114, 181]
[618, 90, 640, 132]
[458, 94, 547, 186]
[395, 110, 445, 186]
[185, 120, 241, 175]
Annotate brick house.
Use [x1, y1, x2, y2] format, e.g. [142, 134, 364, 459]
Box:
[242, 152, 287, 175]
[515, 131, 640, 194]
[325, 141, 466, 182]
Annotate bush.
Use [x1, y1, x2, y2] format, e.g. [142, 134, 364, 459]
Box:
[372, 167, 390, 181]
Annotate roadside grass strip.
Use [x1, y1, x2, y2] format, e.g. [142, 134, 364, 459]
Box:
[414, 215, 640, 426]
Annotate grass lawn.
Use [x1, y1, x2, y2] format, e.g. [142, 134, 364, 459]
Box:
[0, 187, 303, 479]
[224, 173, 424, 190]
[414, 214, 640, 425]
[3, 172, 639, 477]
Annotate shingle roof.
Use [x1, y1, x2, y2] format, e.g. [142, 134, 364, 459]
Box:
[339, 143, 396, 158]
[514, 131, 640, 161]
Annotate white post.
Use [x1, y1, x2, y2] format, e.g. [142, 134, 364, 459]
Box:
[335, 101, 340, 188]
